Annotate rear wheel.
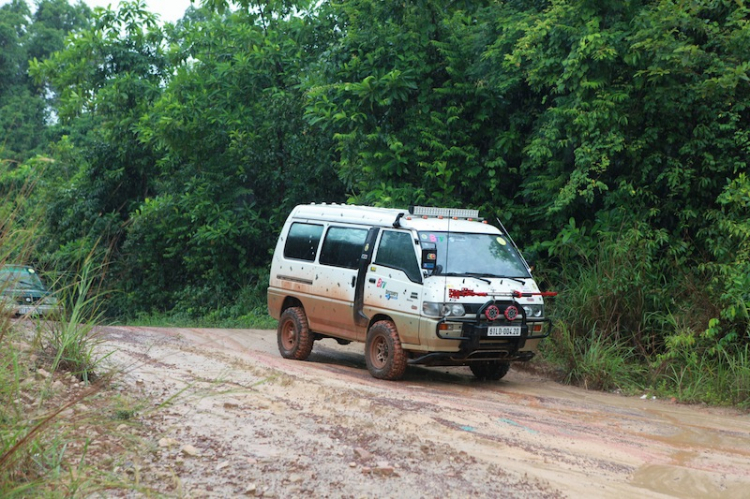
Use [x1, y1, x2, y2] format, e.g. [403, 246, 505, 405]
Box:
[277, 307, 314, 360]
[470, 361, 511, 381]
[365, 320, 407, 380]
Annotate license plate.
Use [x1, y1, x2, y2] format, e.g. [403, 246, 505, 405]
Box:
[488, 326, 521, 337]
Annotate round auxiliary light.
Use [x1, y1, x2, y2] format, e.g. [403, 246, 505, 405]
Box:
[504, 305, 519, 321]
[484, 305, 501, 321]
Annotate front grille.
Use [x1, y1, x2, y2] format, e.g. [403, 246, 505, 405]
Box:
[463, 301, 517, 317]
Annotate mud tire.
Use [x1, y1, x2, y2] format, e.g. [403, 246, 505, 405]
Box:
[277, 307, 314, 360]
[470, 361, 511, 381]
[365, 320, 407, 381]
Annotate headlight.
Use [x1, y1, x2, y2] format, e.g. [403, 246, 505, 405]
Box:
[522, 304, 544, 318]
[423, 302, 465, 318]
[442, 303, 465, 317]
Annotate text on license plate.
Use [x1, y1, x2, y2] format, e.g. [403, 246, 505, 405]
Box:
[488, 326, 522, 337]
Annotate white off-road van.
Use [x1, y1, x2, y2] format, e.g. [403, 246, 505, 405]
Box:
[267, 204, 555, 381]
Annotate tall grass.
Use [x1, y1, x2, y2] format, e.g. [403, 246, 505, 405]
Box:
[654, 326, 750, 407]
[539, 223, 750, 407]
[542, 322, 646, 392]
[38, 257, 110, 382]
[0, 166, 142, 496]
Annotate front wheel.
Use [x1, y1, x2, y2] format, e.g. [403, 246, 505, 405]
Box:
[365, 320, 407, 381]
[277, 307, 314, 360]
[470, 361, 511, 381]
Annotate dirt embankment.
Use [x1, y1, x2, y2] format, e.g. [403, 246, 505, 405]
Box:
[100, 325, 750, 498]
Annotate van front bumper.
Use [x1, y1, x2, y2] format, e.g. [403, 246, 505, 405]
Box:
[408, 318, 552, 366]
[14, 303, 61, 317]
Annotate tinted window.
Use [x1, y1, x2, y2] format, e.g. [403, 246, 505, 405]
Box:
[0, 266, 45, 290]
[375, 231, 421, 282]
[417, 231, 530, 277]
[319, 226, 368, 269]
[284, 223, 324, 261]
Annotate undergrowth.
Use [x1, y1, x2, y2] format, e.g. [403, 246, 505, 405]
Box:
[538, 220, 750, 409]
[0, 174, 147, 496]
[122, 268, 277, 329]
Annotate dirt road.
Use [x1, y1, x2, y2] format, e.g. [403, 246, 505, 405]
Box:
[102, 325, 750, 498]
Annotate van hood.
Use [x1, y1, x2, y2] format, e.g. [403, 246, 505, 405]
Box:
[422, 275, 543, 304]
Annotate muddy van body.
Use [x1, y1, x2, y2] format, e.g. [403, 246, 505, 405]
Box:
[267, 204, 553, 381]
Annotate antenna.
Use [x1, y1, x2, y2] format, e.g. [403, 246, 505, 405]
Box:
[495, 217, 531, 271]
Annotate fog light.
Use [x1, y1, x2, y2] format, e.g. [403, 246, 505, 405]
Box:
[504, 306, 518, 321]
[438, 322, 463, 338]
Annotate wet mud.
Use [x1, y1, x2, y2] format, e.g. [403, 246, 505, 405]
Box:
[101, 326, 750, 498]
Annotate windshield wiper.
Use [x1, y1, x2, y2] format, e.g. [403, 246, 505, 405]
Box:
[437, 272, 492, 284]
[436, 272, 528, 286]
[472, 273, 527, 285]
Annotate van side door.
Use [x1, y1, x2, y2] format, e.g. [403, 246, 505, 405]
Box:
[364, 230, 423, 346]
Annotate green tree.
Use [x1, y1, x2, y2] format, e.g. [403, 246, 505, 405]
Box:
[306, 0, 500, 208]
[30, 1, 170, 270]
[124, 2, 343, 313]
[486, 0, 750, 358]
[0, 0, 91, 163]
[304, 0, 750, 358]
[487, 0, 750, 239]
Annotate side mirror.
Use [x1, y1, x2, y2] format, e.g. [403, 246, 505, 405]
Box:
[421, 243, 437, 271]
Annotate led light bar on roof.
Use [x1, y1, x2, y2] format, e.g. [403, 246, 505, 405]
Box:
[409, 206, 480, 219]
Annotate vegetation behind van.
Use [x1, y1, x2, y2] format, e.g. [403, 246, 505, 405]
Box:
[267, 204, 555, 381]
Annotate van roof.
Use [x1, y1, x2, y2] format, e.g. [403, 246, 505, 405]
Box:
[291, 204, 404, 226]
[289, 204, 503, 234]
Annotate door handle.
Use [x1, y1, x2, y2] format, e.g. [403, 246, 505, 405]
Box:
[351, 276, 356, 287]
[368, 278, 376, 283]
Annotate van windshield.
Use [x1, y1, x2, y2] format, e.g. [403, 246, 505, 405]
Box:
[418, 232, 531, 279]
[0, 267, 46, 290]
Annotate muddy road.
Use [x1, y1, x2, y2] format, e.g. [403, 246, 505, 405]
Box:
[102, 326, 750, 498]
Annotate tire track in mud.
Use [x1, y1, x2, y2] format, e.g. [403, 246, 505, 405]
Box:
[100, 325, 750, 499]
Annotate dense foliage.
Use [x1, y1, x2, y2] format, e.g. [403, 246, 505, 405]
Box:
[2, 0, 749, 404]
[0, 0, 91, 163]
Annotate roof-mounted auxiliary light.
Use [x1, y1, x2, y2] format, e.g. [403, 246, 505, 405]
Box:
[409, 206, 481, 219]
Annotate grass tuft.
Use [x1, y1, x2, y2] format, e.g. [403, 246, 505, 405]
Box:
[39, 257, 111, 383]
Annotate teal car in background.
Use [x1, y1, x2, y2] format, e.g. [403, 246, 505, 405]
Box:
[0, 265, 60, 317]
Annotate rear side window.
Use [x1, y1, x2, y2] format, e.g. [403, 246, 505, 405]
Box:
[319, 226, 368, 270]
[375, 230, 421, 282]
[284, 223, 324, 261]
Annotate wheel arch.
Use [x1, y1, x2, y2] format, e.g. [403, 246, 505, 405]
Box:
[368, 313, 394, 330]
[280, 296, 304, 314]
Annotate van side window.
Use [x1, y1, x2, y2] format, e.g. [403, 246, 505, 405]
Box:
[319, 226, 368, 269]
[374, 230, 421, 283]
[284, 223, 324, 261]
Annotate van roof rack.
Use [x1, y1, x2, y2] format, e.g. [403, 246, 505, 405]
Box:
[408, 206, 481, 220]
